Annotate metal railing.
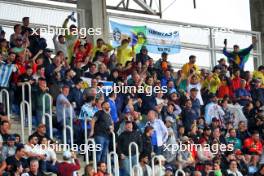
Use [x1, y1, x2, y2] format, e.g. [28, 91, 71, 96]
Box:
[20, 101, 31, 143]
[84, 118, 97, 172]
[175, 169, 186, 176]
[129, 142, 140, 176]
[107, 151, 119, 176]
[84, 138, 97, 173]
[151, 155, 162, 176]
[63, 105, 74, 148]
[0, 89, 10, 119]
[42, 93, 53, 139]
[21, 82, 32, 135]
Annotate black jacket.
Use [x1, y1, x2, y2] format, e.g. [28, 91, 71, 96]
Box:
[117, 130, 142, 156]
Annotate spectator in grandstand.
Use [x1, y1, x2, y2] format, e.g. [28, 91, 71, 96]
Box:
[0, 39, 8, 59]
[31, 124, 51, 144]
[62, 69, 75, 88]
[176, 136, 195, 171]
[133, 153, 152, 176]
[160, 70, 175, 88]
[42, 48, 53, 68]
[96, 63, 109, 81]
[45, 55, 66, 84]
[202, 69, 221, 95]
[0, 120, 11, 143]
[84, 63, 97, 79]
[117, 120, 142, 176]
[235, 79, 252, 106]
[93, 161, 108, 176]
[33, 78, 50, 127]
[55, 85, 74, 139]
[57, 151, 80, 176]
[107, 92, 118, 124]
[182, 99, 199, 131]
[154, 52, 171, 75]
[224, 160, 243, 176]
[217, 75, 231, 99]
[9, 24, 22, 48]
[200, 161, 214, 176]
[24, 135, 45, 161]
[116, 39, 135, 67]
[146, 110, 168, 155]
[230, 69, 242, 96]
[236, 121, 251, 142]
[243, 131, 263, 155]
[21, 17, 31, 34]
[136, 46, 151, 65]
[24, 158, 43, 176]
[187, 73, 204, 106]
[215, 58, 228, 73]
[92, 38, 113, 59]
[141, 126, 154, 161]
[253, 65, 264, 86]
[204, 93, 225, 125]
[181, 55, 199, 78]
[68, 78, 84, 114]
[83, 163, 95, 176]
[223, 37, 257, 76]
[90, 101, 113, 163]
[197, 138, 214, 163]
[250, 78, 264, 104]
[38, 137, 57, 173]
[9, 161, 23, 176]
[226, 128, 242, 150]
[5, 144, 29, 173]
[53, 34, 68, 59]
[0, 51, 17, 88]
[1, 135, 16, 160]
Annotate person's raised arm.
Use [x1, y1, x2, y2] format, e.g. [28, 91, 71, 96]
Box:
[223, 39, 232, 58]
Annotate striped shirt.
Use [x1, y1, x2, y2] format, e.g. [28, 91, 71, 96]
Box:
[0, 63, 17, 87]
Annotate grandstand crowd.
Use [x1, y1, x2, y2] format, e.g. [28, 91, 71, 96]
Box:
[0, 14, 264, 176]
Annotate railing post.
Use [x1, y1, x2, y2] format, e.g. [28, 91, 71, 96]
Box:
[129, 142, 139, 176]
[42, 93, 53, 139]
[22, 82, 32, 135]
[20, 101, 31, 143]
[0, 89, 10, 120]
[151, 155, 162, 176]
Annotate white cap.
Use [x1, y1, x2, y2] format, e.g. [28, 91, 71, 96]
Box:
[63, 150, 72, 160]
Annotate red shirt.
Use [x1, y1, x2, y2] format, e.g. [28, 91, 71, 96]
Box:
[57, 159, 81, 176]
[217, 85, 231, 99]
[230, 76, 241, 97]
[243, 137, 263, 155]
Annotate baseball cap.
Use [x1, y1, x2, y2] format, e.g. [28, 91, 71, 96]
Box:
[165, 165, 173, 172]
[7, 135, 16, 141]
[63, 151, 72, 160]
[165, 116, 175, 123]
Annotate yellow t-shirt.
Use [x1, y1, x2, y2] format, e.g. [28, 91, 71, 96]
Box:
[253, 70, 264, 86]
[116, 45, 134, 66]
[92, 44, 113, 58]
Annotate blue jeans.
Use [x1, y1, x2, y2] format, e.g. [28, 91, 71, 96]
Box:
[121, 155, 137, 176]
[95, 135, 110, 163]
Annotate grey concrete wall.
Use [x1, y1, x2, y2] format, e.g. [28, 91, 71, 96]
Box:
[250, 0, 264, 66]
[77, 0, 108, 43]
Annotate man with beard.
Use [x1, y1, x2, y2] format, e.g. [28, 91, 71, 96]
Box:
[93, 161, 109, 176]
[133, 153, 152, 176]
[90, 101, 114, 163]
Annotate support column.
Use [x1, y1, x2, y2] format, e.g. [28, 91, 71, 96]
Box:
[250, 0, 264, 66]
[77, 0, 108, 43]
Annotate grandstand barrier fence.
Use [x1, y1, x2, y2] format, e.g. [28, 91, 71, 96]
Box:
[22, 82, 32, 135]
[0, 89, 10, 120]
[42, 93, 53, 139]
[63, 105, 74, 149]
[20, 100, 32, 143]
[85, 138, 97, 173]
[129, 142, 140, 176]
[107, 151, 119, 176]
[151, 155, 162, 176]
[175, 169, 186, 176]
